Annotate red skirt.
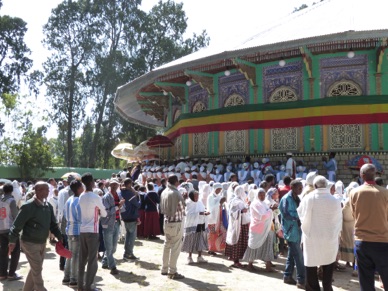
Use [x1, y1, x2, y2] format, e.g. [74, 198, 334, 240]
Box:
[225, 223, 249, 260]
[137, 209, 145, 238]
[143, 211, 161, 237]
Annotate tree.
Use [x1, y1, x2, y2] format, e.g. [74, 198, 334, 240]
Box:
[87, 0, 209, 167]
[0, 4, 32, 98]
[11, 125, 53, 179]
[43, 0, 101, 166]
[136, 0, 209, 71]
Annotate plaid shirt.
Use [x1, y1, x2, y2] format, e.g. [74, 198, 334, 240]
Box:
[165, 200, 184, 223]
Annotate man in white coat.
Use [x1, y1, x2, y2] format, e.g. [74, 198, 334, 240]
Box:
[297, 175, 342, 291]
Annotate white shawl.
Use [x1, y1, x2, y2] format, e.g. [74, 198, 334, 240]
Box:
[184, 199, 206, 236]
[248, 198, 272, 249]
[226, 185, 248, 245]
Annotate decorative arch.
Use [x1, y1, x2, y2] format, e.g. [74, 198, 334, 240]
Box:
[224, 94, 246, 154]
[173, 109, 181, 122]
[269, 86, 299, 152]
[192, 101, 206, 113]
[224, 94, 245, 107]
[327, 79, 362, 97]
[327, 80, 363, 150]
[269, 86, 298, 103]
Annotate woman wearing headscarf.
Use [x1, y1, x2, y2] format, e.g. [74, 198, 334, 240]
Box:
[225, 185, 250, 268]
[200, 184, 212, 208]
[182, 190, 209, 264]
[339, 182, 359, 267]
[226, 182, 239, 204]
[243, 188, 276, 272]
[265, 188, 281, 259]
[247, 184, 258, 203]
[207, 183, 227, 255]
[333, 181, 344, 201]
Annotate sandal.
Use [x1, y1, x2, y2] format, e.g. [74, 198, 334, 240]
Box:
[247, 264, 257, 272]
[231, 262, 245, 269]
[168, 272, 185, 280]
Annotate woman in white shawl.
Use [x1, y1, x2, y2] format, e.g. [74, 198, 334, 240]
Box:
[333, 180, 344, 201]
[182, 190, 210, 264]
[200, 183, 211, 208]
[225, 185, 250, 268]
[207, 183, 227, 255]
[265, 187, 281, 258]
[243, 188, 276, 272]
[247, 184, 258, 203]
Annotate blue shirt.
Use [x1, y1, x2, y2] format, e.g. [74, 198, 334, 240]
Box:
[64, 196, 81, 236]
[279, 191, 302, 243]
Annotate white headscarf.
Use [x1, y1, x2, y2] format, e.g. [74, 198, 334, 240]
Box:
[200, 184, 212, 208]
[248, 190, 272, 249]
[226, 185, 248, 245]
[248, 184, 258, 202]
[226, 181, 239, 203]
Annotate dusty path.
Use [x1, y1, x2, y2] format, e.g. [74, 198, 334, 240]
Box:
[1, 236, 383, 291]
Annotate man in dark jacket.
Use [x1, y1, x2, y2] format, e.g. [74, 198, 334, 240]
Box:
[9, 181, 63, 291]
[120, 178, 140, 261]
[157, 179, 167, 235]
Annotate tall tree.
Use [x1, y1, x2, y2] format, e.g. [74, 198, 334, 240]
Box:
[86, 0, 143, 168]
[0, 2, 32, 97]
[87, 0, 209, 167]
[43, 0, 101, 166]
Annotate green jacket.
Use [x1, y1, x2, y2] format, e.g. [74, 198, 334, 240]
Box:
[9, 197, 63, 244]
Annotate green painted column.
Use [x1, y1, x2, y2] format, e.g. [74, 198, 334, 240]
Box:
[213, 74, 220, 156]
[312, 55, 322, 151]
[256, 64, 264, 153]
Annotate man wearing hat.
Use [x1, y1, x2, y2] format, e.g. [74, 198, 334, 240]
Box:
[176, 157, 187, 174]
[100, 179, 125, 275]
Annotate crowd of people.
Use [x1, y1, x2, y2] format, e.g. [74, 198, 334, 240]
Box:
[0, 152, 388, 291]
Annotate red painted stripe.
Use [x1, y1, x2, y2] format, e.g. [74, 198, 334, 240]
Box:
[166, 113, 388, 140]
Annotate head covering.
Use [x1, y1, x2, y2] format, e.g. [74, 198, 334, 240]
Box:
[226, 181, 239, 202]
[213, 182, 222, 191]
[266, 187, 277, 199]
[335, 181, 344, 195]
[248, 184, 258, 202]
[305, 171, 318, 186]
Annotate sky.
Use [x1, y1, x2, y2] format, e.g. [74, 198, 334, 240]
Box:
[1, 0, 315, 138]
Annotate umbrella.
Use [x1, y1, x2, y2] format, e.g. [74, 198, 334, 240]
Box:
[146, 135, 174, 162]
[134, 140, 157, 157]
[61, 172, 82, 180]
[0, 178, 12, 184]
[347, 155, 384, 173]
[146, 135, 174, 148]
[111, 143, 137, 161]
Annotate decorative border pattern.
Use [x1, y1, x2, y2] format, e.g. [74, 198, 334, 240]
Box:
[218, 72, 249, 107]
[263, 61, 303, 102]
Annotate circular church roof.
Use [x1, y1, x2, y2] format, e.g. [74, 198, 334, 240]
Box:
[115, 0, 388, 128]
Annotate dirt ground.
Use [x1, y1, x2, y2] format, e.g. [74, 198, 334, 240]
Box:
[1, 236, 383, 291]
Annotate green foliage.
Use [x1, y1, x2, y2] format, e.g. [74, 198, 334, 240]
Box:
[11, 125, 54, 180]
[43, 0, 101, 166]
[0, 13, 32, 95]
[42, 0, 209, 168]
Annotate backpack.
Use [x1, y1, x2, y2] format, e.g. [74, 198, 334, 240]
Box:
[0, 196, 14, 231]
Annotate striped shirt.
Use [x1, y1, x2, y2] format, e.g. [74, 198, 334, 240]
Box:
[64, 196, 81, 236]
[79, 191, 107, 233]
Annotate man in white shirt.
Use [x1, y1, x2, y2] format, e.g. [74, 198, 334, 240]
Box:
[78, 173, 107, 291]
[297, 176, 342, 291]
[286, 153, 296, 179]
